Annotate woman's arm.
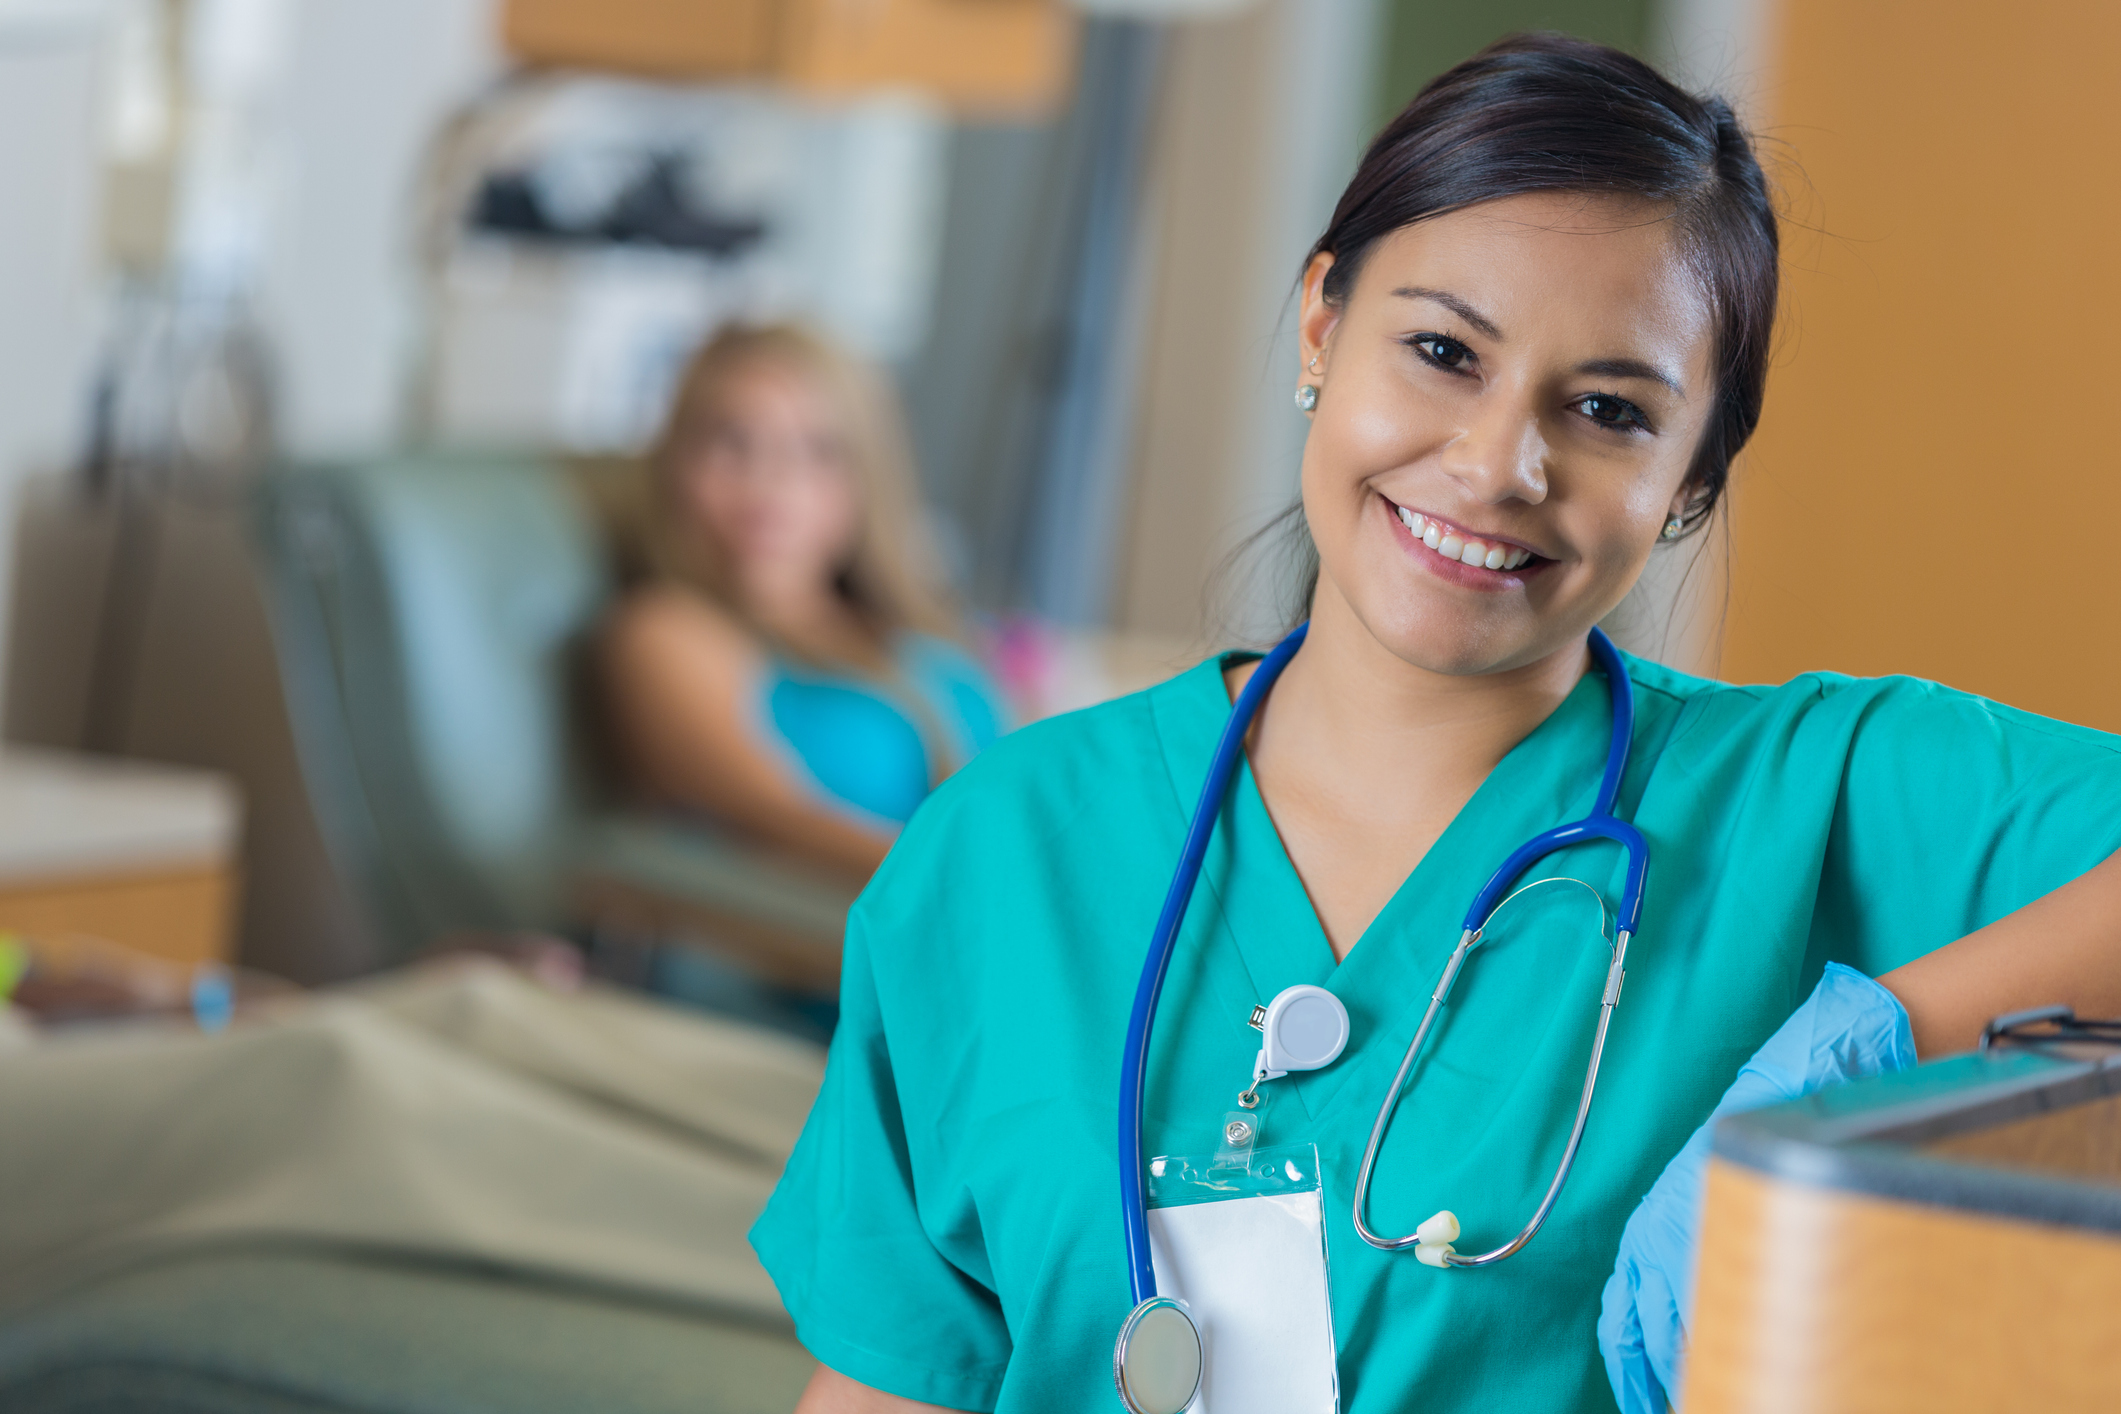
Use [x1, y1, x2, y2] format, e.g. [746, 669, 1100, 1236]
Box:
[1878, 847, 2121, 1057]
[602, 589, 892, 883]
[794, 1366, 969, 1414]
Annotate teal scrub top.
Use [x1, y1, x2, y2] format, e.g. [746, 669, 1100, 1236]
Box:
[750, 648, 2121, 1412]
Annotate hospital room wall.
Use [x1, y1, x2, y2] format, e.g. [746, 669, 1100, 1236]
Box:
[1110, 0, 1381, 647]
[1719, 0, 2121, 730]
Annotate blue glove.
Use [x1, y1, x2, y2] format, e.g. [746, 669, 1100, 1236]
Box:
[1598, 962, 1917, 1412]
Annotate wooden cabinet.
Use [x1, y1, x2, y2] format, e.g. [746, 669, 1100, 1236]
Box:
[1688, 1046, 2121, 1411]
[501, 0, 1078, 114]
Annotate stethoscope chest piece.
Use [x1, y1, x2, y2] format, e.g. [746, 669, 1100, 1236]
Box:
[1113, 1296, 1202, 1414]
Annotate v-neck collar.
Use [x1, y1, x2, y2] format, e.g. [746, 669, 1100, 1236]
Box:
[1147, 649, 1626, 1121]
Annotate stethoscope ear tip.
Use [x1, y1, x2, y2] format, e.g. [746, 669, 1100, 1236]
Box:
[1413, 1211, 1459, 1267]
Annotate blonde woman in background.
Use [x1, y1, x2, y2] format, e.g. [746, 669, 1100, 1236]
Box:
[602, 324, 1009, 884]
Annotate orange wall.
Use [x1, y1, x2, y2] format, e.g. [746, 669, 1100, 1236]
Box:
[1723, 1, 2121, 729]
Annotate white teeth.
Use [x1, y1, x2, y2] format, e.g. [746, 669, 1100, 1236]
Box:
[1396, 503, 1535, 572]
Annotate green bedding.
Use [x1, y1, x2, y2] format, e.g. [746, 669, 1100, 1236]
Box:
[0, 1249, 812, 1414]
[0, 962, 829, 1414]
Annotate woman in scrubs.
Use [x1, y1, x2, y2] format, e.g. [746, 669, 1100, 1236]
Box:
[753, 35, 2121, 1413]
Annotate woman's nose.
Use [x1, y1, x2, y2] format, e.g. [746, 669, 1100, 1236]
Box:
[1440, 392, 1550, 505]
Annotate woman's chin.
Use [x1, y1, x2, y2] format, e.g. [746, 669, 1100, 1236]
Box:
[1349, 596, 1567, 678]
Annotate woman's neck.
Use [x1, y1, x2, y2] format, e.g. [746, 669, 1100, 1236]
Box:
[738, 569, 887, 669]
[1237, 580, 1589, 958]
[1256, 583, 1589, 789]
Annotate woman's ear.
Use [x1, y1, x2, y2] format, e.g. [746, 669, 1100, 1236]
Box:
[1662, 481, 1713, 541]
[1299, 252, 1341, 373]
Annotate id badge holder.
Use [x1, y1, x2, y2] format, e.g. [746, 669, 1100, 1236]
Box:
[1145, 1117, 1339, 1414]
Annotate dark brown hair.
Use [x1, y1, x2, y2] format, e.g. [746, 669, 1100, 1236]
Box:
[1312, 33, 1778, 530]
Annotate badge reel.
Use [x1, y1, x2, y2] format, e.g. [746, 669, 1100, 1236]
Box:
[1115, 986, 1350, 1414]
[1240, 985, 1351, 1109]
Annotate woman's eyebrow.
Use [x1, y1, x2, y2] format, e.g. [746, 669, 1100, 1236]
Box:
[1391, 286, 1503, 340]
[1576, 356, 1686, 398]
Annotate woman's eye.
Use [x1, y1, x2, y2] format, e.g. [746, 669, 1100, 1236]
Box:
[1575, 393, 1650, 432]
[1408, 334, 1474, 371]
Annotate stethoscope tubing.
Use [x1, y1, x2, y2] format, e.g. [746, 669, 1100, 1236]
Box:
[1353, 626, 1648, 1257]
[1461, 628, 1647, 936]
[1117, 621, 1310, 1306]
[1351, 923, 1633, 1259]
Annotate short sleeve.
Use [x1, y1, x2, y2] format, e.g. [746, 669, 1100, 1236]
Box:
[1812, 679, 2121, 977]
[749, 904, 1012, 1411]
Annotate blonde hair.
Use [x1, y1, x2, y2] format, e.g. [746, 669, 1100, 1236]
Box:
[643, 322, 958, 655]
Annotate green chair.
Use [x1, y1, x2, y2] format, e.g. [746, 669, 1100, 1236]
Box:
[252, 453, 855, 998]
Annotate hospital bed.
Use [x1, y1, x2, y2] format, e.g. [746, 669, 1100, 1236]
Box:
[0, 963, 822, 1414]
[0, 1251, 813, 1414]
[0, 458, 858, 1413]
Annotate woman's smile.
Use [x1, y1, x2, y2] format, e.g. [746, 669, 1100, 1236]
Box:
[1379, 493, 1550, 590]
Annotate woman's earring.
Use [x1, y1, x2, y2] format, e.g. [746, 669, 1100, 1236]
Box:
[1295, 384, 1319, 413]
[1307, 353, 1323, 374]
[1661, 514, 1685, 540]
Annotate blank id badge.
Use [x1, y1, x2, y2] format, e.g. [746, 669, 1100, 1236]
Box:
[1146, 1137, 1339, 1414]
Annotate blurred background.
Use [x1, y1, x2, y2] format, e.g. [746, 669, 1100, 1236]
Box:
[1, 0, 2117, 1000]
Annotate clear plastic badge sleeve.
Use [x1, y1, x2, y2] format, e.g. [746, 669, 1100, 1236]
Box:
[1145, 1143, 1339, 1414]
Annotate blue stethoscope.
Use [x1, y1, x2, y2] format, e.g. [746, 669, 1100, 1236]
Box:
[1111, 621, 1650, 1414]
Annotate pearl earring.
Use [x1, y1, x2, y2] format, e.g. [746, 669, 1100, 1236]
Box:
[1661, 515, 1685, 540]
[1295, 384, 1319, 412]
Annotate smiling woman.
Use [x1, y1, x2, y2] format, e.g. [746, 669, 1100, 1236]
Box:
[754, 33, 2121, 1414]
[1297, 201, 1715, 670]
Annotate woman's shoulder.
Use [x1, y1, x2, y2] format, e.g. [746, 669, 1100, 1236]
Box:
[891, 658, 1215, 838]
[851, 663, 1217, 947]
[604, 584, 758, 663]
[1622, 651, 2121, 760]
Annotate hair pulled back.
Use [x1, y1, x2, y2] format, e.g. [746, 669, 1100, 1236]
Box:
[1311, 32, 1778, 531]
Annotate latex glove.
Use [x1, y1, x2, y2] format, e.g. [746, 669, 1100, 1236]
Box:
[1598, 963, 1917, 1413]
